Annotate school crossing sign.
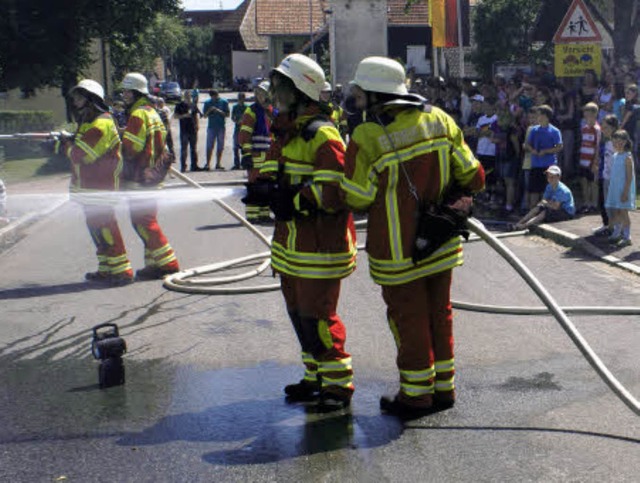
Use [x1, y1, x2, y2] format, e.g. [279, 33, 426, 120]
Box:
[553, 0, 602, 77]
[553, 0, 602, 43]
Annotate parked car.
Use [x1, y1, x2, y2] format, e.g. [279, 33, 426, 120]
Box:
[158, 81, 182, 102]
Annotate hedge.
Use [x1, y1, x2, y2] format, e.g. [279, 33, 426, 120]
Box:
[0, 110, 57, 158]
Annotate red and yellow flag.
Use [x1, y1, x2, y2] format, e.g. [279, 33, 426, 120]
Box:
[430, 0, 469, 48]
[430, 0, 447, 47]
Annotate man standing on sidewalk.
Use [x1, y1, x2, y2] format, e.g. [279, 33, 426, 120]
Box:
[231, 93, 247, 170]
[203, 90, 230, 170]
[173, 91, 201, 172]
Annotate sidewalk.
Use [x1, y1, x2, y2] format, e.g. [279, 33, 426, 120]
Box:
[2, 172, 640, 277]
[531, 211, 640, 276]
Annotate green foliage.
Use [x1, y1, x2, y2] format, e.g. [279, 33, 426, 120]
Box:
[0, 0, 181, 94]
[0, 110, 56, 158]
[470, 0, 548, 79]
[110, 14, 187, 82]
[0, 111, 55, 133]
[173, 27, 217, 88]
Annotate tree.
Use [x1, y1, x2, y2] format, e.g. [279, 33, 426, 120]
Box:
[583, 0, 640, 62]
[110, 14, 187, 83]
[0, 0, 180, 101]
[172, 26, 217, 89]
[469, 0, 547, 79]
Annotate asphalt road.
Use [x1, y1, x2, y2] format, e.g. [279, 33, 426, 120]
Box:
[0, 103, 639, 482]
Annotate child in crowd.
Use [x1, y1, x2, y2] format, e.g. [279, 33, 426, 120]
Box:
[520, 107, 538, 212]
[463, 94, 485, 153]
[594, 114, 619, 236]
[525, 104, 563, 210]
[494, 102, 520, 212]
[605, 129, 636, 247]
[476, 97, 498, 204]
[512, 165, 575, 230]
[578, 102, 601, 213]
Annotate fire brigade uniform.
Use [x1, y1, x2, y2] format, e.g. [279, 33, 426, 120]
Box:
[239, 98, 272, 221]
[261, 54, 357, 408]
[261, 106, 357, 405]
[65, 111, 133, 282]
[328, 101, 348, 139]
[342, 57, 484, 415]
[122, 89, 179, 276]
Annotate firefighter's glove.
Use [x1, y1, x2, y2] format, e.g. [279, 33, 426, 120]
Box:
[241, 179, 275, 207]
[412, 202, 470, 264]
[293, 192, 317, 218]
[269, 184, 298, 221]
[241, 154, 253, 170]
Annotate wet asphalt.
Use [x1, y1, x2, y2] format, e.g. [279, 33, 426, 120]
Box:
[0, 100, 639, 481]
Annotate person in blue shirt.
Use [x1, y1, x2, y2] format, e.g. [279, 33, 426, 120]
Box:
[525, 104, 563, 208]
[513, 165, 575, 230]
[202, 90, 230, 170]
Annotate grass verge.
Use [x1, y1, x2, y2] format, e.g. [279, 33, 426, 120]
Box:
[0, 156, 68, 185]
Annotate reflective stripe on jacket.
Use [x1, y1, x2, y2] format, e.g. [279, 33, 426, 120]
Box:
[238, 103, 272, 170]
[261, 108, 357, 280]
[66, 113, 122, 197]
[342, 105, 484, 286]
[122, 97, 167, 185]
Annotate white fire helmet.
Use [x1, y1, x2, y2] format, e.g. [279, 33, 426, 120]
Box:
[69, 79, 105, 102]
[256, 80, 270, 93]
[272, 53, 325, 101]
[350, 57, 408, 96]
[322, 81, 332, 92]
[121, 72, 149, 95]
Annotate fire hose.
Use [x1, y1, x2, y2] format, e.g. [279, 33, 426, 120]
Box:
[1, 132, 636, 416]
[0, 131, 74, 141]
[164, 167, 640, 415]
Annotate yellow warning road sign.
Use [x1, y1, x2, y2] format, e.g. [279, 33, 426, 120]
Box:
[554, 43, 601, 77]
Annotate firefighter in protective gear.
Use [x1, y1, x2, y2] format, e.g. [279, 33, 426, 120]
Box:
[60, 79, 134, 286]
[238, 80, 273, 223]
[342, 57, 485, 419]
[320, 82, 347, 139]
[261, 54, 357, 412]
[120, 72, 180, 280]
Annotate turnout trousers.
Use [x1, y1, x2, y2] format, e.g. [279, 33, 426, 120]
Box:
[83, 204, 133, 278]
[281, 275, 354, 400]
[381, 269, 455, 408]
[128, 198, 179, 271]
[245, 167, 270, 221]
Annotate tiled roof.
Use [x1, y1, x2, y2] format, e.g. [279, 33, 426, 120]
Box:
[240, 0, 269, 50]
[255, 0, 329, 35]
[182, 0, 251, 31]
[387, 0, 429, 25]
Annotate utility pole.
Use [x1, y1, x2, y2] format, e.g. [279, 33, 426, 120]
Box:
[309, 0, 315, 59]
[456, 0, 465, 78]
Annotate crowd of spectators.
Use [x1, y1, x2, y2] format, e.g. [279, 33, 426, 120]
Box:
[406, 56, 640, 218]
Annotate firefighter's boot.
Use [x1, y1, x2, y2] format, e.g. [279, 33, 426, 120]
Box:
[135, 265, 179, 281]
[284, 379, 321, 402]
[85, 271, 110, 283]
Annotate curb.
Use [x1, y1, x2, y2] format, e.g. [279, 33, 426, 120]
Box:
[532, 223, 640, 276]
[0, 197, 68, 248]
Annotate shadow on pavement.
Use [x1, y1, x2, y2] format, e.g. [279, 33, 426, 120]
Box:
[0, 281, 118, 300]
[117, 398, 404, 465]
[196, 223, 245, 231]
